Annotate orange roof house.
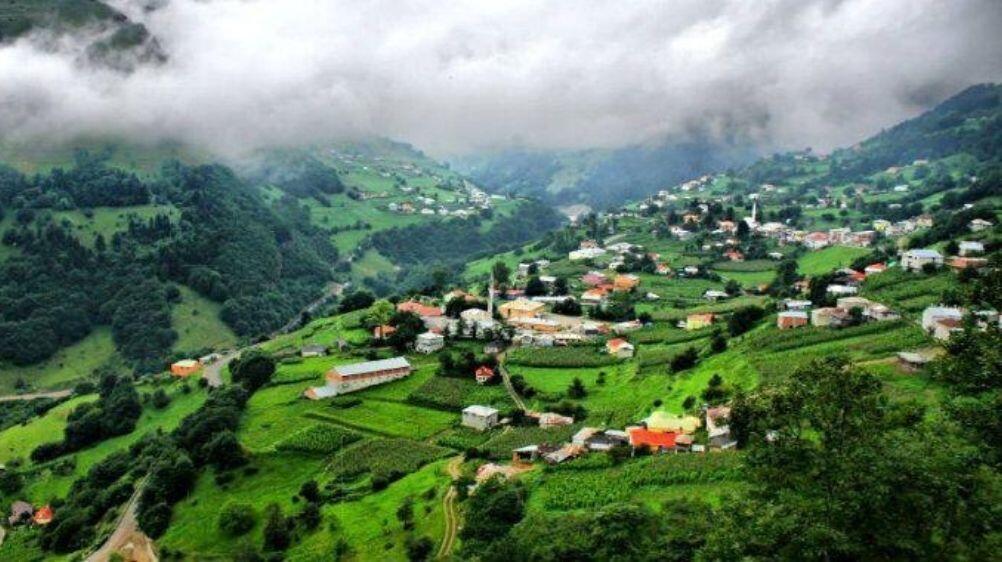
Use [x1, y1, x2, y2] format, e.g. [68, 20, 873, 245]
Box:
[498, 299, 545, 319]
[396, 301, 443, 318]
[170, 359, 201, 377]
[33, 505, 53, 526]
[475, 366, 495, 384]
[723, 249, 745, 262]
[606, 338, 635, 358]
[629, 428, 677, 451]
[613, 274, 640, 292]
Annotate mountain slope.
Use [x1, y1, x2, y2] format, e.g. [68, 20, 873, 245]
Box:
[453, 138, 757, 211]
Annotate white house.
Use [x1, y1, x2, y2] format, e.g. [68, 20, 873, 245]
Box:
[901, 249, 944, 272]
[569, 247, 607, 261]
[959, 241, 985, 256]
[826, 284, 859, 296]
[462, 405, 499, 431]
[415, 332, 445, 354]
[969, 218, 993, 232]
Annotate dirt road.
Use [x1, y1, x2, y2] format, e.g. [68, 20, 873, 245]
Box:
[497, 354, 527, 412]
[0, 389, 72, 403]
[86, 480, 157, 562]
[436, 456, 464, 560]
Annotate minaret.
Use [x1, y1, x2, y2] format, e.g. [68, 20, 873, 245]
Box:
[487, 272, 495, 316]
[751, 200, 758, 224]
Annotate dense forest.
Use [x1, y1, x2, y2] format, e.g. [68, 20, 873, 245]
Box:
[0, 153, 339, 371]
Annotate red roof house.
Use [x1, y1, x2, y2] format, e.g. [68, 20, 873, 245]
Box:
[33, 505, 53, 526]
[396, 301, 443, 318]
[373, 325, 397, 340]
[475, 366, 495, 384]
[629, 428, 677, 451]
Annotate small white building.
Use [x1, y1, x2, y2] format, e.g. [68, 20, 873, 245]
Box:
[826, 284, 859, 296]
[959, 241, 985, 256]
[569, 247, 607, 261]
[969, 218, 993, 232]
[921, 306, 964, 333]
[462, 405, 499, 431]
[901, 249, 944, 272]
[415, 332, 445, 354]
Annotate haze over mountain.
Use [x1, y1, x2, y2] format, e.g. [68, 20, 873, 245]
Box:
[2, 0, 1000, 161]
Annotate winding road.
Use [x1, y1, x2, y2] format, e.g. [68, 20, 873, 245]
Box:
[497, 353, 527, 412]
[437, 456, 464, 560]
[0, 389, 72, 403]
[86, 479, 157, 562]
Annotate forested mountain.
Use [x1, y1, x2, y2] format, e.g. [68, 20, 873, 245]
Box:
[453, 138, 758, 211]
[0, 0, 165, 68]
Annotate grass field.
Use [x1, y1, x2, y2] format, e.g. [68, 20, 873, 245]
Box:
[0, 327, 121, 395]
[797, 246, 871, 276]
[171, 286, 239, 353]
[0, 381, 208, 502]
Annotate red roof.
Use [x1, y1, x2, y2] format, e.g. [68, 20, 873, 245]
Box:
[373, 325, 397, 339]
[396, 301, 443, 317]
[607, 338, 631, 351]
[629, 428, 677, 448]
[33, 505, 53, 525]
[475, 366, 495, 380]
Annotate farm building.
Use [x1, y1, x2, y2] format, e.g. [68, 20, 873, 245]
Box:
[373, 325, 396, 340]
[508, 317, 562, 333]
[606, 338, 635, 359]
[499, 299, 545, 320]
[170, 359, 201, 377]
[901, 249, 944, 272]
[864, 263, 887, 275]
[686, 313, 715, 330]
[300, 344, 326, 358]
[783, 299, 812, 311]
[948, 257, 988, 270]
[777, 311, 809, 329]
[305, 357, 413, 399]
[415, 331, 445, 354]
[704, 290, 730, 301]
[462, 405, 499, 431]
[932, 318, 963, 341]
[199, 353, 222, 365]
[826, 284, 859, 296]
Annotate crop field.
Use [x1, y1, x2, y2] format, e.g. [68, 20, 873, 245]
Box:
[275, 423, 364, 455]
[506, 345, 618, 368]
[0, 327, 121, 394]
[312, 399, 456, 440]
[711, 259, 777, 272]
[660, 349, 759, 411]
[435, 427, 494, 450]
[0, 395, 96, 465]
[529, 453, 743, 511]
[797, 246, 871, 276]
[637, 295, 769, 322]
[407, 376, 512, 411]
[863, 269, 954, 316]
[630, 324, 712, 345]
[326, 438, 451, 481]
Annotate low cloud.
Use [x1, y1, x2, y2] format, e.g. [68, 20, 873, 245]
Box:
[1, 0, 1000, 157]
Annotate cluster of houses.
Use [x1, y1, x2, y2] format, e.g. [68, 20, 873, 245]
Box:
[921, 305, 1000, 341]
[385, 182, 497, 218]
[776, 295, 900, 330]
[472, 406, 737, 481]
[901, 242, 990, 273]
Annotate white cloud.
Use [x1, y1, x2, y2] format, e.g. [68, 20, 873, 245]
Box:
[1, 0, 1000, 157]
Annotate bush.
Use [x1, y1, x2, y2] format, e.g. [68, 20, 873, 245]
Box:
[219, 503, 257, 537]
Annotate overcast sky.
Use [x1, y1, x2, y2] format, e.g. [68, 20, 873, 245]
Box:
[1, 0, 1000, 157]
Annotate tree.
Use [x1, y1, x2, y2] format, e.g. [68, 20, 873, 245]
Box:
[151, 388, 171, 409]
[406, 536, 435, 561]
[263, 503, 292, 551]
[229, 351, 275, 393]
[567, 377, 587, 399]
[363, 299, 395, 329]
[524, 276, 546, 296]
[203, 430, 246, 470]
[299, 480, 321, 503]
[727, 305, 765, 336]
[338, 290, 374, 313]
[491, 261, 512, 289]
[669, 347, 699, 373]
[219, 503, 256, 536]
[709, 330, 728, 354]
[552, 277, 569, 295]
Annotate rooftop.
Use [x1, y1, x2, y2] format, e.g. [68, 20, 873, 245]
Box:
[332, 357, 411, 377]
[463, 405, 499, 417]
